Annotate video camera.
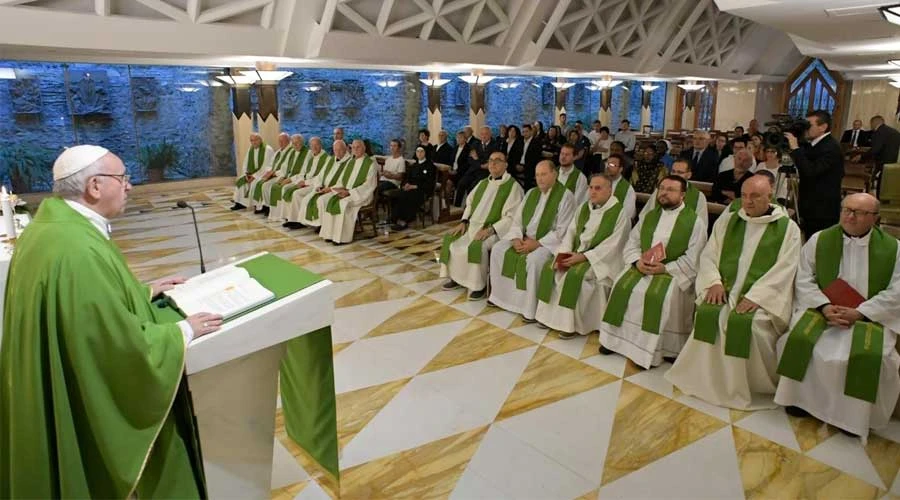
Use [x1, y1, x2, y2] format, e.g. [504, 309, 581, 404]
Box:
[763, 114, 810, 151]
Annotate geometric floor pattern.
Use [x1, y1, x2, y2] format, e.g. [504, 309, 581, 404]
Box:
[114, 188, 900, 500]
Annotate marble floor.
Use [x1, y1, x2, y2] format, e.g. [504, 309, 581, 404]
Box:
[113, 188, 900, 500]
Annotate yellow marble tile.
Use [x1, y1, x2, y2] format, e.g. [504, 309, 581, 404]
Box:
[497, 346, 618, 421]
[122, 247, 193, 265]
[113, 235, 178, 251]
[365, 296, 470, 338]
[332, 342, 352, 356]
[224, 228, 291, 243]
[476, 302, 504, 317]
[574, 489, 598, 500]
[334, 278, 417, 309]
[403, 242, 442, 256]
[388, 263, 426, 274]
[386, 235, 430, 249]
[251, 240, 310, 254]
[270, 481, 307, 500]
[402, 271, 441, 284]
[339, 426, 488, 499]
[205, 221, 267, 234]
[289, 250, 344, 267]
[864, 433, 900, 490]
[421, 319, 534, 373]
[130, 261, 198, 281]
[601, 381, 728, 486]
[580, 332, 601, 359]
[320, 264, 374, 283]
[336, 378, 409, 450]
[733, 427, 883, 500]
[622, 359, 644, 377]
[274, 411, 340, 499]
[730, 409, 754, 423]
[788, 415, 837, 452]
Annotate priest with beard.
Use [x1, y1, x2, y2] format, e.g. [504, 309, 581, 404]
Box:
[774, 193, 900, 438]
[599, 176, 707, 366]
[667, 175, 802, 409]
[231, 132, 273, 210]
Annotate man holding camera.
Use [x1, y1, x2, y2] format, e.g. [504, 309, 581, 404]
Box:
[785, 110, 844, 238]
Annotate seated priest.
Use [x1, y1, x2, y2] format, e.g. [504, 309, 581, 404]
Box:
[605, 153, 637, 222]
[774, 193, 900, 438]
[557, 143, 589, 208]
[639, 158, 708, 228]
[391, 146, 437, 231]
[318, 139, 378, 245]
[440, 151, 524, 300]
[277, 137, 329, 226]
[291, 140, 351, 230]
[489, 160, 576, 322]
[667, 175, 802, 409]
[264, 134, 306, 220]
[599, 176, 707, 366]
[231, 132, 273, 210]
[1, 145, 223, 498]
[252, 132, 293, 215]
[534, 173, 629, 337]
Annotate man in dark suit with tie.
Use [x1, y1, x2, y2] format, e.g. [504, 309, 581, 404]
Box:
[433, 130, 455, 166]
[454, 126, 499, 206]
[786, 109, 844, 238]
[866, 115, 900, 196]
[515, 123, 543, 189]
[679, 131, 719, 182]
[840, 119, 871, 148]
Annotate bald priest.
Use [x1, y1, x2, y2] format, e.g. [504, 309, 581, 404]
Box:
[1, 145, 223, 498]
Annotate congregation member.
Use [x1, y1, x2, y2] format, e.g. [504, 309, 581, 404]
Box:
[251, 132, 293, 215]
[277, 137, 330, 226]
[434, 130, 455, 166]
[681, 131, 718, 182]
[517, 123, 543, 189]
[558, 112, 573, 138]
[747, 119, 760, 139]
[557, 143, 589, 208]
[489, 161, 575, 321]
[503, 125, 525, 176]
[750, 134, 766, 163]
[447, 131, 472, 200]
[656, 139, 674, 170]
[615, 119, 636, 153]
[609, 141, 634, 180]
[378, 139, 406, 196]
[774, 193, 900, 438]
[713, 134, 731, 166]
[291, 140, 350, 229]
[440, 151, 524, 300]
[318, 139, 377, 245]
[454, 126, 498, 206]
[588, 126, 612, 174]
[567, 129, 590, 172]
[416, 128, 435, 160]
[630, 144, 668, 194]
[605, 153, 636, 222]
[866, 115, 900, 196]
[752, 146, 787, 202]
[840, 119, 871, 148]
[463, 126, 477, 147]
[599, 176, 707, 367]
[542, 125, 563, 164]
[231, 132, 273, 210]
[786, 110, 844, 237]
[1, 145, 221, 497]
[711, 149, 754, 204]
[534, 174, 629, 337]
[667, 175, 802, 409]
[639, 158, 708, 227]
[391, 146, 436, 231]
[718, 137, 756, 173]
[264, 134, 308, 220]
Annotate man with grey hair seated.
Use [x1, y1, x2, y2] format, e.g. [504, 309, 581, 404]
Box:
[1, 145, 221, 497]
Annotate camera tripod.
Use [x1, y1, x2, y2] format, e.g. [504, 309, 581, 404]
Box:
[775, 160, 801, 227]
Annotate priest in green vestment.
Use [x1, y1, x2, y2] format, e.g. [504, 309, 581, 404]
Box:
[260, 133, 303, 215]
[281, 137, 332, 226]
[232, 132, 274, 210]
[295, 140, 352, 229]
[638, 158, 709, 229]
[557, 144, 589, 208]
[440, 151, 524, 300]
[667, 175, 802, 410]
[774, 193, 900, 438]
[267, 134, 309, 222]
[488, 160, 575, 322]
[251, 132, 291, 215]
[534, 174, 630, 336]
[318, 139, 378, 245]
[0, 145, 223, 499]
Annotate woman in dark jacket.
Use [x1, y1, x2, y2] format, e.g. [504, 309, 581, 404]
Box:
[542, 125, 562, 164]
[504, 125, 525, 171]
[392, 146, 437, 231]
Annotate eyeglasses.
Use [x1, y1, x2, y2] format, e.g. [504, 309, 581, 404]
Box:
[95, 173, 131, 185]
[841, 207, 878, 217]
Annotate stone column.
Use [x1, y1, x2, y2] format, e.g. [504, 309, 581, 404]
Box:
[640, 86, 652, 132]
[469, 82, 486, 131]
[599, 89, 612, 126]
[425, 73, 443, 144]
[232, 84, 253, 174]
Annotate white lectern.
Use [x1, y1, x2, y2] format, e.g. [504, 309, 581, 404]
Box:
[183, 253, 334, 500]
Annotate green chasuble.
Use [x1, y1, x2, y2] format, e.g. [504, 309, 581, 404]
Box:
[304, 156, 343, 221]
[603, 204, 697, 333]
[441, 176, 517, 265]
[562, 168, 581, 193]
[236, 144, 267, 188]
[284, 153, 330, 203]
[777, 225, 898, 402]
[693, 213, 789, 359]
[0, 198, 205, 499]
[254, 147, 291, 202]
[613, 177, 631, 205]
[269, 147, 310, 205]
[501, 182, 566, 290]
[325, 156, 374, 215]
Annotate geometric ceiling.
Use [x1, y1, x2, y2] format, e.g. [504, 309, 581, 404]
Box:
[668, 2, 755, 68]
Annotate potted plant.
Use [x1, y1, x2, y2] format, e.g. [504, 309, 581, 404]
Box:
[139, 140, 179, 183]
[0, 145, 55, 193]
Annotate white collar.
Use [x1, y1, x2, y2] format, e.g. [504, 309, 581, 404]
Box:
[560, 165, 575, 175]
[64, 200, 111, 239]
[811, 131, 830, 147]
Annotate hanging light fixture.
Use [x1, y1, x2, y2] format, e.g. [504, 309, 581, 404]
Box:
[496, 81, 521, 89]
[215, 74, 257, 85]
[890, 81, 900, 88]
[589, 79, 623, 89]
[419, 78, 451, 87]
[640, 83, 660, 91]
[879, 4, 900, 26]
[459, 74, 496, 85]
[239, 69, 293, 82]
[550, 81, 576, 89]
[677, 81, 705, 92]
[375, 80, 401, 88]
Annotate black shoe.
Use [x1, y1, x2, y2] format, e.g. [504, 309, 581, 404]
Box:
[837, 428, 860, 438]
[261, 206, 270, 216]
[558, 331, 577, 340]
[521, 317, 536, 324]
[332, 241, 344, 246]
[663, 356, 678, 364]
[469, 288, 486, 300]
[282, 222, 304, 229]
[230, 203, 246, 210]
[785, 405, 811, 418]
[254, 207, 265, 214]
[442, 280, 461, 290]
[598, 345, 614, 355]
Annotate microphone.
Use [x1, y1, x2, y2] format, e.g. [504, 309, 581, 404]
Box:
[176, 200, 206, 274]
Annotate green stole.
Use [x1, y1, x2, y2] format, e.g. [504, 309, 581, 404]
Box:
[284, 152, 328, 202]
[613, 178, 630, 206]
[693, 212, 789, 358]
[235, 144, 266, 188]
[268, 148, 309, 205]
[304, 156, 344, 221]
[325, 156, 374, 215]
[287, 147, 309, 177]
[602, 204, 697, 333]
[537, 200, 623, 307]
[441, 176, 517, 265]
[500, 182, 566, 290]
[254, 147, 291, 201]
[561, 168, 580, 193]
[685, 184, 700, 212]
[777, 225, 898, 403]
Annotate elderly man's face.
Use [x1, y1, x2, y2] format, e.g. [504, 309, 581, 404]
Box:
[840, 194, 879, 237]
[487, 153, 507, 177]
[291, 136, 304, 150]
[333, 141, 347, 158]
[250, 135, 262, 148]
[853, 120, 862, 130]
[480, 128, 492, 142]
[351, 141, 366, 157]
[278, 134, 290, 149]
[588, 175, 611, 205]
[693, 135, 708, 149]
[439, 131, 448, 143]
[333, 128, 344, 141]
[740, 176, 773, 217]
[534, 162, 557, 192]
[92, 154, 132, 218]
[310, 139, 322, 154]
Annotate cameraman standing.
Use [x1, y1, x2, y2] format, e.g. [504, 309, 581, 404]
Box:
[785, 109, 844, 237]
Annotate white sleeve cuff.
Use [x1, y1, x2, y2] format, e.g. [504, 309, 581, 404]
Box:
[177, 320, 194, 346]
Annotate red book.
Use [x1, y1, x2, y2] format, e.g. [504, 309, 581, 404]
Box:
[641, 242, 666, 265]
[555, 252, 573, 271]
[823, 279, 866, 308]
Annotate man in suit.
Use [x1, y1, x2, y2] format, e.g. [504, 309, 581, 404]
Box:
[464, 126, 478, 148]
[867, 115, 900, 196]
[516, 123, 543, 189]
[680, 131, 719, 182]
[786, 109, 844, 238]
[455, 126, 499, 206]
[840, 119, 871, 148]
[434, 130, 455, 166]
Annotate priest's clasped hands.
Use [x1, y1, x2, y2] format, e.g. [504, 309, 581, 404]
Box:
[704, 283, 760, 313]
[821, 304, 864, 328]
[511, 237, 540, 254]
[636, 259, 666, 275]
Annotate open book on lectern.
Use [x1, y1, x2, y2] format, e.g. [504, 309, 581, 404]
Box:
[164, 264, 275, 320]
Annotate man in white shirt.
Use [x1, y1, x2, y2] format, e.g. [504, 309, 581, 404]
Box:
[588, 120, 604, 146]
[615, 119, 636, 153]
[379, 139, 406, 193]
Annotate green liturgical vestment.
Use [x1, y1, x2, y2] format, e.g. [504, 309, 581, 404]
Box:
[0, 197, 206, 499]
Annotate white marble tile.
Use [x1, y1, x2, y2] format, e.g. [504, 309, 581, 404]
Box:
[270, 438, 309, 489]
[427, 289, 467, 305]
[331, 296, 417, 344]
[450, 298, 488, 316]
[807, 433, 886, 489]
[293, 481, 331, 500]
[543, 335, 589, 360]
[873, 418, 900, 444]
[449, 467, 508, 500]
[599, 427, 744, 500]
[365, 263, 405, 276]
[892, 469, 900, 495]
[734, 408, 801, 452]
[508, 323, 548, 344]
[477, 310, 517, 330]
[403, 279, 446, 295]
[581, 353, 628, 378]
[625, 362, 674, 398]
[325, 278, 376, 302]
[332, 319, 468, 394]
[463, 425, 596, 500]
[675, 393, 731, 423]
[338, 347, 536, 469]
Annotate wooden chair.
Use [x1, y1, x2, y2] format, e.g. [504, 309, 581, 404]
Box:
[355, 198, 378, 238]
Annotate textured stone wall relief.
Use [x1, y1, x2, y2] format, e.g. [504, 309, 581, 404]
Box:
[9, 78, 42, 115]
[66, 70, 110, 115]
[130, 76, 159, 112]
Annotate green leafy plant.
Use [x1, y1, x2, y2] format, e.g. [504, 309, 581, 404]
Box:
[139, 140, 179, 182]
[0, 145, 55, 193]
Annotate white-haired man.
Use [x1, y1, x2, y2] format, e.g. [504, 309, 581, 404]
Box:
[259, 133, 304, 216]
[293, 140, 352, 229]
[318, 139, 378, 244]
[232, 132, 274, 210]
